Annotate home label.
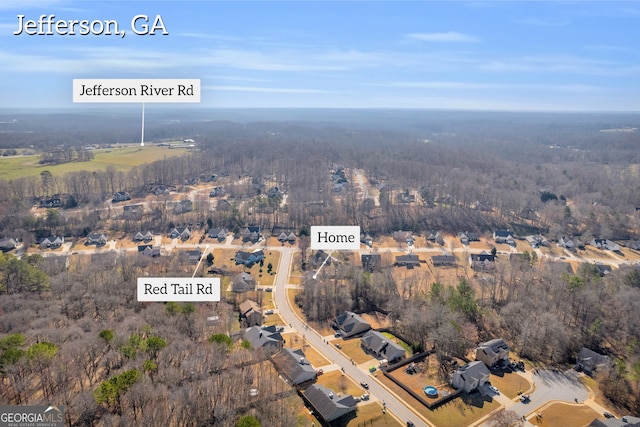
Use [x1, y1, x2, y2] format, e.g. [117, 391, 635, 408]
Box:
[137, 277, 220, 302]
[310, 226, 360, 250]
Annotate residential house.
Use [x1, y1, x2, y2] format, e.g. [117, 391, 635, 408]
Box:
[277, 231, 296, 244]
[133, 231, 154, 242]
[525, 235, 546, 248]
[123, 204, 144, 220]
[360, 330, 406, 363]
[209, 186, 225, 197]
[241, 226, 262, 243]
[239, 300, 263, 327]
[232, 272, 257, 293]
[427, 231, 445, 246]
[208, 227, 229, 242]
[628, 240, 640, 250]
[173, 200, 193, 214]
[112, 191, 131, 202]
[267, 187, 283, 198]
[459, 232, 481, 245]
[392, 230, 414, 246]
[332, 311, 371, 338]
[470, 253, 497, 270]
[596, 264, 614, 277]
[311, 250, 331, 268]
[591, 239, 620, 251]
[475, 339, 510, 368]
[235, 249, 265, 267]
[137, 245, 160, 257]
[576, 347, 613, 376]
[243, 325, 283, 353]
[303, 385, 357, 423]
[558, 236, 584, 250]
[185, 248, 203, 264]
[40, 236, 64, 249]
[494, 230, 516, 246]
[271, 348, 317, 386]
[39, 196, 62, 208]
[0, 237, 17, 252]
[395, 254, 421, 269]
[450, 361, 491, 393]
[398, 190, 416, 203]
[169, 226, 191, 241]
[587, 415, 640, 427]
[86, 233, 107, 246]
[361, 254, 382, 272]
[431, 255, 456, 267]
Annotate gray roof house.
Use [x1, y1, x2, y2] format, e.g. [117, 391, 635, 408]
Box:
[169, 226, 191, 241]
[271, 348, 317, 386]
[459, 232, 481, 245]
[395, 254, 421, 269]
[361, 254, 382, 272]
[494, 230, 516, 246]
[591, 239, 620, 251]
[241, 226, 261, 243]
[40, 235, 64, 249]
[235, 249, 265, 266]
[239, 299, 263, 327]
[208, 227, 229, 242]
[0, 237, 17, 252]
[244, 325, 283, 353]
[303, 384, 357, 423]
[185, 247, 203, 264]
[133, 231, 154, 242]
[277, 231, 297, 244]
[86, 233, 107, 246]
[470, 253, 497, 270]
[431, 255, 456, 267]
[232, 272, 257, 293]
[360, 330, 406, 363]
[332, 311, 371, 338]
[450, 361, 491, 393]
[392, 230, 414, 246]
[475, 339, 510, 368]
[587, 415, 640, 427]
[576, 347, 613, 376]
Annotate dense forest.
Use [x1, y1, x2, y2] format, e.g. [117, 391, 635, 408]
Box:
[1, 109, 640, 423]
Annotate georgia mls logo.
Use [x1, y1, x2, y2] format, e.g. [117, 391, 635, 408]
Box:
[0, 405, 64, 427]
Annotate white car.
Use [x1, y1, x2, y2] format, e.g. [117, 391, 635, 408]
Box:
[264, 309, 274, 315]
[488, 385, 500, 394]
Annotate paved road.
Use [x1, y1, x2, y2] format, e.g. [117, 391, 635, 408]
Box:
[273, 248, 431, 427]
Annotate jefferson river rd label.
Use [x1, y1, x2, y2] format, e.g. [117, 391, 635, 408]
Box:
[137, 278, 220, 302]
[73, 79, 200, 103]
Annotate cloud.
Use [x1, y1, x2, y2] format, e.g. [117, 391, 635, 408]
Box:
[377, 81, 599, 93]
[406, 32, 480, 43]
[204, 85, 333, 94]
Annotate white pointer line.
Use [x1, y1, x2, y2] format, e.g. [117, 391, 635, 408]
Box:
[312, 251, 333, 280]
[192, 244, 210, 278]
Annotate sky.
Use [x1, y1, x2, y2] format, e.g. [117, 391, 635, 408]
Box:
[0, 1, 639, 111]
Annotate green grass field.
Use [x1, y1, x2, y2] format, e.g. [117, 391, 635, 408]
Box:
[0, 144, 187, 180]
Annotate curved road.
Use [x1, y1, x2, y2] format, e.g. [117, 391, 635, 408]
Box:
[273, 248, 431, 427]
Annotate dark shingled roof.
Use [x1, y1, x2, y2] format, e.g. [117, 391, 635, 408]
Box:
[303, 384, 357, 422]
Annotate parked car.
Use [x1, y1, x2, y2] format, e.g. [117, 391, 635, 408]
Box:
[520, 394, 530, 403]
[335, 343, 341, 349]
[264, 309, 274, 315]
[264, 287, 272, 292]
[368, 366, 377, 373]
[334, 332, 342, 338]
[360, 393, 369, 400]
[360, 382, 369, 389]
[488, 385, 500, 394]
[316, 369, 323, 375]
[406, 422, 415, 427]
[604, 412, 615, 419]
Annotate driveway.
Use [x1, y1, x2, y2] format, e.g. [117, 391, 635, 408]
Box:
[507, 369, 588, 418]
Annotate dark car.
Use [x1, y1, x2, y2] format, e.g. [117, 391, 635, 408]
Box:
[360, 382, 369, 389]
[406, 422, 415, 427]
[604, 412, 615, 419]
